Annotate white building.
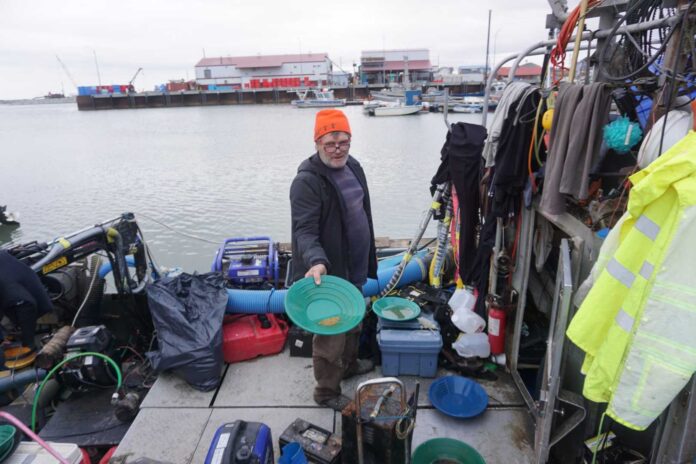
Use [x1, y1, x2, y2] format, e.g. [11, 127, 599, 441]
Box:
[360, 49, 432, 85]
[457, 66, 490, 84]
[194, 53, 332, 89]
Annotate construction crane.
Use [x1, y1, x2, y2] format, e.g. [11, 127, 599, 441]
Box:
[55, 55, 78, 90]
[128, 67, 143, 92]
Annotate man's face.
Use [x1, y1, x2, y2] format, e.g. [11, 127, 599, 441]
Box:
[316, 131, 351, 169]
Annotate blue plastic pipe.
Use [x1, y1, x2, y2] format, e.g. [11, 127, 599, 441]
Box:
[0, 369, 46, 394]
[98, 256, 135, 279]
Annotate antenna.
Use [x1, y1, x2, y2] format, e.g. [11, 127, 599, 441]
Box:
[93, 50, 102, 86]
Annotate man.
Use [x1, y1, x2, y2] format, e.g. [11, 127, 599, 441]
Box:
[290, 109, 378, 411]
[0, 250, 53, 351]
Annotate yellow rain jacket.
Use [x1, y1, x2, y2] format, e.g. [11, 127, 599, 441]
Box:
[566, 131, 696, 431]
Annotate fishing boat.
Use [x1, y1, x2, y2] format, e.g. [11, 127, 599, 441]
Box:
[451, 103, 483, 113]
[367, 101, 423, 117]
[291, 89, 346, 108]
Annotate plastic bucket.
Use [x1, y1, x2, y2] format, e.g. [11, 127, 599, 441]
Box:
[412, 438, 486, 464]
[279, 442, 308, 464]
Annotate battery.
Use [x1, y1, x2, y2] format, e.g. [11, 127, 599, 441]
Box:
[288, 325, 313, 358]
[278, 418, 341, 464]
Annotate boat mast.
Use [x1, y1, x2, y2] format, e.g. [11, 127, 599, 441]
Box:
[485, 9, 492, 86]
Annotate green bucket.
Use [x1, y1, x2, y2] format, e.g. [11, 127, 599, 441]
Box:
[412, 438, 486, 464]
[285, 275, 365, 335]
[0, 425, 16, 461]
[372, 297, 421, 321]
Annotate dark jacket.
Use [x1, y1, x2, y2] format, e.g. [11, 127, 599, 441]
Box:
[0, 250, 53, 314]
[290, 153, 378, 285]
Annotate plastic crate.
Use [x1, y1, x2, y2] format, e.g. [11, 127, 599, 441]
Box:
[378, 329, 442, 377]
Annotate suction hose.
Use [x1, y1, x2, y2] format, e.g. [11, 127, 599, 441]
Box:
[99, 252, 431, 314]
[226, 254, 430, 313]
[379, 183, 447, 297]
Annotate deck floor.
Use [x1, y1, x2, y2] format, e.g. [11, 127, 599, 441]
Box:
[112, 351, 535, 463]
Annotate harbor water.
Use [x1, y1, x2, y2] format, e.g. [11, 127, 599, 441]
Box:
[0, 102, 483, 272]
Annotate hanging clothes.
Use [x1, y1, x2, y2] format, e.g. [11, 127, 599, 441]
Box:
[490, 86, 544, 218]
[540, 83, 612, 215]
[559, 83, 613, 200]
[566, 131, 696, 431]
[482, 82, 533, 168]
[431, 122, 488, 286]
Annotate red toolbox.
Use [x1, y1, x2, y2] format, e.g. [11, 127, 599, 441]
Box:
[222, 314, 289, 363]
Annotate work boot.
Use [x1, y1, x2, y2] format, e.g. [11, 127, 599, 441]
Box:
[317, 394, 352, 412]
[343, 358, 375, 380]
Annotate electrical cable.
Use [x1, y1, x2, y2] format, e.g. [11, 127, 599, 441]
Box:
[599, 0, 682, 82]
[135, 212, 221, 245]
[31, 352, 122, 432]
[549, 0, 603, 84]
[591, 412, 608, 464]
[70, 255, 102, 327]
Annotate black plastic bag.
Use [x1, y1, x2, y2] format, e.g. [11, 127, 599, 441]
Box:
[146, 272, 227, 391]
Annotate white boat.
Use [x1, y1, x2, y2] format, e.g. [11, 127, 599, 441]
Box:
[452, 103, 483, 113]
[368, 102, 423, 117]
[291, 90, 346, 108]
[362, 100, 385, 112]
[370, 87, 407, 102]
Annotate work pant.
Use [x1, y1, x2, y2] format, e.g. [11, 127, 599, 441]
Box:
[4, 301, 39, 349]
[312, 323, 362, 403]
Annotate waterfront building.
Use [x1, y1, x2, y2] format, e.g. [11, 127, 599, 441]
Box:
[496, 62, 543, 84]
[359, 49, 432, 85]
[194, 53, 332, 90]
[457, 65, 489, 84]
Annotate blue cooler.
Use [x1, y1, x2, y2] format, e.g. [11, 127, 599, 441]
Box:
[378, 329, 442, 377]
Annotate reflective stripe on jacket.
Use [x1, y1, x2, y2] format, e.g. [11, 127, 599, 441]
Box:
[566, 131, 696, 431]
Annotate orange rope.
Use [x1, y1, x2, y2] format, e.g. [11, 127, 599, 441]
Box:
[550, 0, 602, 84]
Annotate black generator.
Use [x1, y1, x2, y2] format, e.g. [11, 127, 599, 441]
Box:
[60, 325, 116, 390]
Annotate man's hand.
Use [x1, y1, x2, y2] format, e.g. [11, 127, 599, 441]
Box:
[305, 263, 327, 285]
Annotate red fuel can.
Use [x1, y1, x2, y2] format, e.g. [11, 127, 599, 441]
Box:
[222, 314, 288, 363]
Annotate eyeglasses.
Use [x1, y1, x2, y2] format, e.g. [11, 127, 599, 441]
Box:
[323, 141, 351, 153]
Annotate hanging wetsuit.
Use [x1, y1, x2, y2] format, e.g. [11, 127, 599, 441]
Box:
[431, 122, 488, 286]
[490, 86, 545, 218]
[0, 251, 53, 349]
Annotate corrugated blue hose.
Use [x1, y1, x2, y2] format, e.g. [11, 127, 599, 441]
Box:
[98, 253, 429, 314]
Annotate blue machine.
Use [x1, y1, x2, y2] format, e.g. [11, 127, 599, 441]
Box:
[204, 420, 274, 464]
[211, 236, 279, 286]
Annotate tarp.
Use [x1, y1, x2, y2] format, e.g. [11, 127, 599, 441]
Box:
[146, 273, 227, 391]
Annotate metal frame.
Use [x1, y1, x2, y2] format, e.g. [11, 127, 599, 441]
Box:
[533, 239, 586, 463]
[487, 8, 687, 461]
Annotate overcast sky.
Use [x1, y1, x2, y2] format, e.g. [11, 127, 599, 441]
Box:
[0, 0, 557, 99]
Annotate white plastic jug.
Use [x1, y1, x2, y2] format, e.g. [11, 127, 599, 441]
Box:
[448, 288, 485, 334]
[452, 332, 491, 358]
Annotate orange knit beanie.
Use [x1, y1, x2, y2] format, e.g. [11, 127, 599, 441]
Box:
[314, 109, 351, 141]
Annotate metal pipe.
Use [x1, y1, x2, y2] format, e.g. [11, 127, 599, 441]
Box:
[482, 14, 676, 126]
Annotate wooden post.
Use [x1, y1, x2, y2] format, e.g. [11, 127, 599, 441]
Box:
[568, 0, 589, 82]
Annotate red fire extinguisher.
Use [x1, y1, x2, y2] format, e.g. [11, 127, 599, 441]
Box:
[487, 296, 506, 355]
